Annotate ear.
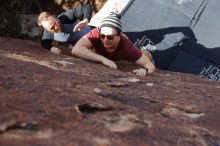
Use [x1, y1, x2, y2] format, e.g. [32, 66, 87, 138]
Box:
[118, 32, 122, 36]
[37, 20, 42, 27]
[121, 33, 128, 39]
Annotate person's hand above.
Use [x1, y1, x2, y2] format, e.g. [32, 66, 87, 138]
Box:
[51, 47, 61, 55]
[73, 19, 89, 32]
[132, 68, 147, 76]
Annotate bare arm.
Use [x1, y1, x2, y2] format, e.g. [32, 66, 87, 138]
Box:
[73, 18, 89, 32]
[134, 53, 155, 75]
[71, 36, 117, 69]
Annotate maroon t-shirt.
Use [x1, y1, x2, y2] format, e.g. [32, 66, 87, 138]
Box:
[86, 27, 142, 62]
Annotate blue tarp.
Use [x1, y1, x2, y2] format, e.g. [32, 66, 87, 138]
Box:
[121, 0, 220, 81]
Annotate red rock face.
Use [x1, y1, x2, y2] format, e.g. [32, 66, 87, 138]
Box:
[0, 37, 220, 146]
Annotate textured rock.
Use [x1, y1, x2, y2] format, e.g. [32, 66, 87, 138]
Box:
[0, 37, 220, 146]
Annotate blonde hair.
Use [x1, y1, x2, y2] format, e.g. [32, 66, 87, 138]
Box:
[37, 11, 54, 27]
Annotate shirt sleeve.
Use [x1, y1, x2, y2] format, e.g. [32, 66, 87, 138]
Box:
[86, 27, 100, 45]
[41, 31, 53, 50]
[41, 39, 53, 50]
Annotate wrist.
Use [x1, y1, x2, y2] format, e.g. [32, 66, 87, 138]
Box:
[100, 56, 107, 63]
[144, 67, 148, 73]
[83, 18, 89, 24]
[144, 62, 149, 69]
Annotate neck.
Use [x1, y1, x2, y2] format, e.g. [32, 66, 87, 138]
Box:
[106, 47, 117, 52]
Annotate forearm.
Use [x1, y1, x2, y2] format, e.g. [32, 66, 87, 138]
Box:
[72, 46, 106, 63]
[82, 18, 89, 24]
[137, 54, 151, 67]
[135, 54, 155, 73]
[143, 59, 154, 70]
[41, 39, 53, 50]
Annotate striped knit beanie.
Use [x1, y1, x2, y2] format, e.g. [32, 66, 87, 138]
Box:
[100, 12, 122, 32]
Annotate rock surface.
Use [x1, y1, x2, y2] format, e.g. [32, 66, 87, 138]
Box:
[0, 37, 220, 146]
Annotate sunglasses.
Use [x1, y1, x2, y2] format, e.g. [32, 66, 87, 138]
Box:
[100, 33, 117, 40]
[47, 20, 57, 32]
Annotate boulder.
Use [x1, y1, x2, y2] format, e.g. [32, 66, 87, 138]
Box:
[0, 37, 220, 146]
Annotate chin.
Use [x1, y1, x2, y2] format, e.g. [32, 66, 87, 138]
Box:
[104, 45, 111, 49]
[104, 43, 111, 48]
[54, 28, 61, 33]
